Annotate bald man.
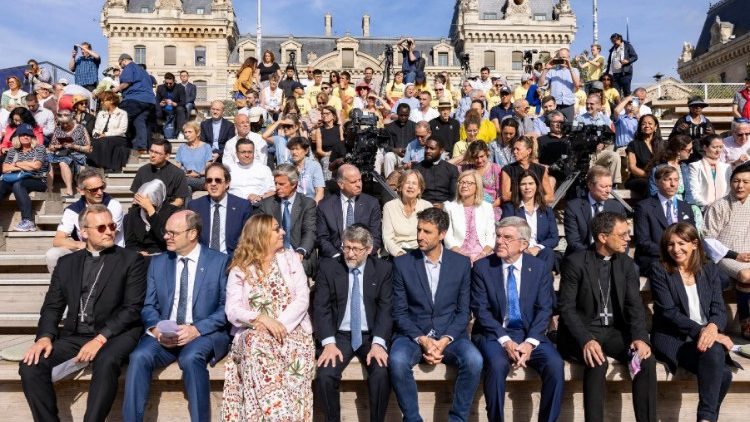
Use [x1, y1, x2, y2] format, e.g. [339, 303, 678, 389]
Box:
[316, 165, 383, 258]
[199, 100, 236, 157]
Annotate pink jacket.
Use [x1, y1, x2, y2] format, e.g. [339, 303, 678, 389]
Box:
[225, 249, 312, 336]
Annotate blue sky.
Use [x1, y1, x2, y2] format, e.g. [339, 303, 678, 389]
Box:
[1, 0, 710, 83]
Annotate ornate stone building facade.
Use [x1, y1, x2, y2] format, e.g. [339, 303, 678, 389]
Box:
[100, 0, 576, 101]
[677, 0, 750, 83]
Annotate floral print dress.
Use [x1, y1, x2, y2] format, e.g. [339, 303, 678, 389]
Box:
[221, 261, 315, 421]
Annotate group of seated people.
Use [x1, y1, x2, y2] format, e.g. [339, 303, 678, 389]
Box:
[18, 148, 747, 421]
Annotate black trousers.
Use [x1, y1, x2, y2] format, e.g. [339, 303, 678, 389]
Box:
[315, 331, 390, 422]
[559, 326, 657, 422]
[676, 342, 733, 422]
[18, 333, 139, 422]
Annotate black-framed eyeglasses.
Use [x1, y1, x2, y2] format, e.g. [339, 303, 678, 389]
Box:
[86, 223, 117, 233]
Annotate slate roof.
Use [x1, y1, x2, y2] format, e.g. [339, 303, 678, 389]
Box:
[126, 0, 213, 14]
[693, 0, 750, 58]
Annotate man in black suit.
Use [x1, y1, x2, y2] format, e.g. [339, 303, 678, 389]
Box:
[155, 72, 187, 138]
[314, 225, 393, 422]
[317, 164, 382, 258]
[564, 165, 627, 255]
[414, 138, 459, 205]
[255, 163, 318, 275]
[187, 163, 251, 257]
[634, 165, 695, 275]
[20, 205, 147, 422]
[179, 70, 196, 117]
[200, 100, 236, 156]
[558, 212, 657, 422]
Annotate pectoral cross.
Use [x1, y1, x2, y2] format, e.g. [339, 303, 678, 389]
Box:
[599, 306, 613, 325]
[79, 309, 87, 322]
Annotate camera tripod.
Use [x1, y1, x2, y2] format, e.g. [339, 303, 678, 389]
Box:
[378, 45, 394, 98]
[552, 170, 633, 213]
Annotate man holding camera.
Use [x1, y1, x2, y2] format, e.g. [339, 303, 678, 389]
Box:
[398, 38, 421, 84]
[68, 42, 101, 92]
[155, 72, 187, 139]
[538, 48, 580, 123]
[575, 93, 621, 187]
[24, 59, 52, 91]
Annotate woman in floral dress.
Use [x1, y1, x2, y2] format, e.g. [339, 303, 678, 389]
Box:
[460, 140, 503, 219]
[222, 214, 315, 421]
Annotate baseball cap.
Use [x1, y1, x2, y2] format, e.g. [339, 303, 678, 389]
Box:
[58, 78, 69, 86]
[500, 86, 512, 95]
[14, 123, 35, 137]
[291, 81, 305, 91]
[590, 81, 604, 92]
[247, 106, 265, 123]
[118, 53, 133, 62]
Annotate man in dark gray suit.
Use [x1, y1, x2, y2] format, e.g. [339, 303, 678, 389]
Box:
[179, 70, 197, 118]
[254, 163, 317, 275]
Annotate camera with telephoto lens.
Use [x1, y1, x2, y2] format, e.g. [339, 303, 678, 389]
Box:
[343, 109, 390, 177]
[548, 122, 614, 178]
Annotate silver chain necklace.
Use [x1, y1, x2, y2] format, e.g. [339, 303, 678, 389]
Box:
[79, 256, 106, 323]
[596, 260, 613, 325]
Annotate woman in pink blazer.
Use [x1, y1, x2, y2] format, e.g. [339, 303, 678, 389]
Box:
[221, 214, 315, 421]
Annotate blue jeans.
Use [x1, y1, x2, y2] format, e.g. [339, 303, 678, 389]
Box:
[612, 72, 633, 97]
[120, 100, 155, 150]
[403, 70, 417, 84]
[0, 178, 46, 220]
[389, 336, 483, 422]
[123, 335, 215, 422]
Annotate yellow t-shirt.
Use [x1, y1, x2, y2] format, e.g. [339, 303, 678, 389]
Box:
[295, 97, 310, 116]
[512, 86, 529, 103]
[334, 85, 356, 117]
[583, 55, 606, 82]
[453, 140, 469, 158]
[486, 90, 502, 111]
[305, 84, 323, 108]
[459, 119, 497, 143]
[387, 82, 405, 103]
[327, 95, 342, 112]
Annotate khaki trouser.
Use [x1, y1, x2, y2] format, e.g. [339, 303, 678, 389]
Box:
[45, 247, 73, 274]
[590, 144, 622, 184]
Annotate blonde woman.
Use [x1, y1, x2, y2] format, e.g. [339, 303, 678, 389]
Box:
[175, 121, 213, 192]
[382, 170, 433, 256]
[443, 170, 496, 264]
[222, 214, 315, 421]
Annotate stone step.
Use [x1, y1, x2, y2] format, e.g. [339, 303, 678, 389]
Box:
[2, 231, 55, 253]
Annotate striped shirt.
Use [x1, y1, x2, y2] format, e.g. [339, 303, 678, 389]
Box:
[73, 56, 101, 86]
[4, 145, 48, 181]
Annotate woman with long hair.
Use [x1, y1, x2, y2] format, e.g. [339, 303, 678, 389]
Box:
[650, 223, 735, 422]
[625, 114, 663, 197]
[500, 170, 560, 272]
[489, 117, 518, 167]
[443, 170, 496, 264]
[258, 49, 281, 88]
[1, 107, 44, 152]
[222, 214, 315, 421]
[452, 112, 481, 159]
[312, 105, 343, 180]
[328, 70, 341, 90]
[233, 56, 260, 98]
[501, 136, 554, 204]
[460, 140, 502, 218]
[386, 71, 405, 107]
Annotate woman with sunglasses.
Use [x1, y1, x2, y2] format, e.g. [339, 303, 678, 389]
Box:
[47, 101, 92, 198]
[123, 179, 179, 259]
[312, 105, 342, 180]
[222, 214, 315, 421]
[0, 123, 48, 231]
[319, 85, 343, 121]
[600, 74, 620, 116]
[71, 95, 95, 137]
[175, 121, 213, 193]
[460, 140, 503, 219]
[1, 107, 44, 154]
[328, 71, 341, 90]
[2, 76, 27, 110]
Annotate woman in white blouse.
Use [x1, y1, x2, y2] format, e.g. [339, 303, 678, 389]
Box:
[88, 91, 129, 172]
[687, 134, 731, 209]
[443, 170, 496, 264]
[381, 170, 432, 257]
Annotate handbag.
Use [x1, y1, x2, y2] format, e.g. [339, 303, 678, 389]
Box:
[1, 171, 32, 183]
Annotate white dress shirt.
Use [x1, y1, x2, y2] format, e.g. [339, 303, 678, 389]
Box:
[209, 194, 228, 253]
[521, 204, 543, 250]
[657, 192, 677, 223]
[499, 255, 540, 347]
[684, 284, 707, 326]
[169, 244, 202, 324]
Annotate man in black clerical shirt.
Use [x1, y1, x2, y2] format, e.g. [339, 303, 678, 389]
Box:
[414, 138, 459, 206]
[536, 110, 569, 184]
[20, 204, 147, 422]
[383, 103, 416, 177]
[130, 139, 190, 208]
[429, 100, 459, 158]
[558, 212, 657, 422]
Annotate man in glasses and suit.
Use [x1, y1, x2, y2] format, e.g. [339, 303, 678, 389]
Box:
[188, 163, 252, 258]
[20, 205, 147, 422]
[123, 210, 230, 422]
[255, 163, 318, 275]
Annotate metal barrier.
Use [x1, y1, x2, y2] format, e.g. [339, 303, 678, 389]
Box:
[638, 82, 744, 101]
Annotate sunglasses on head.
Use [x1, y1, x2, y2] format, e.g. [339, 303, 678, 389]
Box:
[87, 223, 117, 233]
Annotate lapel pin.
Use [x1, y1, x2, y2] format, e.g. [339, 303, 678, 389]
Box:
[200, 267, 205, 272]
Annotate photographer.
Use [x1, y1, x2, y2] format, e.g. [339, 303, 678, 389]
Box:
[155, 72, 187, 139]
[575, 93, 621, 187]
[24, 59, 52, 91]
[536, 110, 569, 185]
[612, 95, 640, 150]
[538, 48, 580, 123]
[397, 38, 421, 84]
[68, 42, 101, 92]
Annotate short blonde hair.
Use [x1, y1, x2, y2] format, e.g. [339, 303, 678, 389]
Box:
[11, 131, 38, 150]
[182, 121, 201, 136]
[455, 169, 484, 206]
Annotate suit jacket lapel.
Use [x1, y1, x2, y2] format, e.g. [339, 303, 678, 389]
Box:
[519, 259, 532, 323]
[612, 255, 626, 312]
[674, 271, 691, 316]
[192, 248, 209, 308]
[335, 195, 345, 236]
[69, 252, 87, 322]
[584, 251, 602, 310]
[165, 253, 177, 318]
[695, 270, 712, 318]
[414, 253, 433, 309]
[652, 198, 669, 228]
[493, 260, 507, 319]
[334, 259, 350, 328]
[362, 257, 377, 327]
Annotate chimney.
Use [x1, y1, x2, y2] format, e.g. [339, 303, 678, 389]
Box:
[362, 14, 370, 38]
[324, 12, 332, 36]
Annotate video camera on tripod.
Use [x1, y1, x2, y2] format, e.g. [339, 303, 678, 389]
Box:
[343, 109, 397, 200]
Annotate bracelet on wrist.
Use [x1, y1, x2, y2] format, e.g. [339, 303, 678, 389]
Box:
[94, 335, 106, 345]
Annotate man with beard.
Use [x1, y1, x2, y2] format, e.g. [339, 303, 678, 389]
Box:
[314, 225, 393, 422]
[415, 138, 459, 206]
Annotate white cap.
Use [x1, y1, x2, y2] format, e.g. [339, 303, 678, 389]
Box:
[247, 106, 265, 123]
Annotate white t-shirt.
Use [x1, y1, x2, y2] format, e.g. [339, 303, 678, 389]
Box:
[57, 198, 125, 246]
[223, 132, 269, 169]
[228, 161, 275, 199]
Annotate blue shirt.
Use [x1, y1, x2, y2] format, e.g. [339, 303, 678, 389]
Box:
[175, 142, 213, 174]
[545, 66, 579, 106]
[575, 112, 612, 127]
[296, 158, 325, 199]
[73, 56, 100, 86]
[490, 104, 513, 122]
[454, 96, 472, 123]
[119, 62, 156, 104]
[273, 135, 290, 164]
[402, 50, 422, 73]
[391, 96, 420, 114]
[211, 120, 222, 149]
[614, 113, 638, 148]
[403, 139, 425, 164]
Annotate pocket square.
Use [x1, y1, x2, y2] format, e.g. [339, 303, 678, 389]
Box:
[682, 214, 690, 220]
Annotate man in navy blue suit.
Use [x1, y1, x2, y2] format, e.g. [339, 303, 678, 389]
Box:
[389, 207, 483, 422]
[634, 165, 695, 275]
[123, 210, 230, 422]
[471, 216, 563, 422]
[187, 163, 251, 257]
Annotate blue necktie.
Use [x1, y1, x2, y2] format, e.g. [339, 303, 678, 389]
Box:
[506, 265, 523, 329]
[282, 200, 291, 249]
[350, 268, 362, 351]
[666, 199, 674, 224]
[346, 199, 354, 228]
[176, 257, 189, 325]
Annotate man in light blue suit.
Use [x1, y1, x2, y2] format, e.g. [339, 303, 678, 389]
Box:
[471, 216, 563, 422]
[123, 210, 230, 422]
[389, 207, 483, 422]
